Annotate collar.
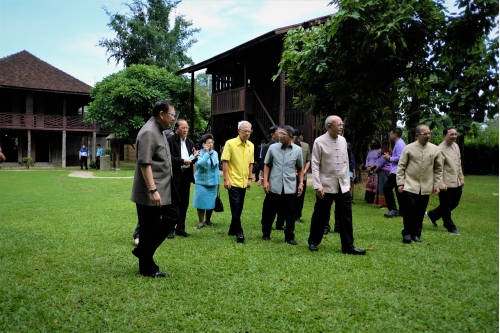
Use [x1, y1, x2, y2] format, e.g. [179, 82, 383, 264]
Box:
[235, 135, 248, 146]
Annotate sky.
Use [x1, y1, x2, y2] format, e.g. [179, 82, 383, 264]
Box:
[0, 0, 462, 87]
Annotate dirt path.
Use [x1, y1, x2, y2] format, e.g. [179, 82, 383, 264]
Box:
[68, 171, 133, 179]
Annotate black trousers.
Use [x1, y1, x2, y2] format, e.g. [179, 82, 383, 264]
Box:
[228, 187, 247, 235]
[383, 173, 403, 212]
[294, 179, 307, 219]
[135, 203, 179, 276]
[261, 190, 296, 241]
[80, 156, 88, 170]
[174, 171, 191, 232]
[401, 191, 429, 237]
[96, 156, 100, 170]
[308, 191, 354, 249]
[427, 187, 462, 231]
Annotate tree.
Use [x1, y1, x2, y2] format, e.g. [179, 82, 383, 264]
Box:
[85, 64, 191, 141]
[98, 0, 200, 73]
[275, 0, 446, 156]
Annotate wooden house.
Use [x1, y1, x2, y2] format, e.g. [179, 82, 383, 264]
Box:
[0, 51, 109, 167]
[176, 15, 332, 150]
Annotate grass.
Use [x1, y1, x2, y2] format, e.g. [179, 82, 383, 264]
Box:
[0, 169, 498, 332]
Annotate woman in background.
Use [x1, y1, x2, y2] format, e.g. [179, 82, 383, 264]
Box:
[193, 133, 220, 229]
[373, 139, 392, 209]
[364, 139, 381, 203]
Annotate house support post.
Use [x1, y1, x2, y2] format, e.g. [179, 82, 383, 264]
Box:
[279, 71, 285, 126]
[27, 130, 31, 158]
[62, 131, 66, 168]
[92, 131, 96, 162]
[190, 72, 195, 139]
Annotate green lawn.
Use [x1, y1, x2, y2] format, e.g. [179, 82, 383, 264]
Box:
[0, 169, 498, 332]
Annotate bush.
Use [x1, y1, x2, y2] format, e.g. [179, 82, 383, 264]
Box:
[104, 147, 112, 156]
[89, 160, 97, 169]
[22, 157, 34, 168]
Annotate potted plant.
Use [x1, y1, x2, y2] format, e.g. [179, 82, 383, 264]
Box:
[100, 147, 112, 171]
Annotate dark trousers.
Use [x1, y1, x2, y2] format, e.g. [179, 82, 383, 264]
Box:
[261, 190, 286, 229]
[308, 191, 354, 249]
[174, 172, 191, 232]
[80, 156, 88, 170]
[135, 203, 179, 276]
[383, 173, 403, 212]
[294, 179, 307, 219]
[261, 190, 296, 241]
[401, 191, 429, 237]
[427, 187, 462, 231]
[96, 156, 101, 169]
[228, 187, 247, 235]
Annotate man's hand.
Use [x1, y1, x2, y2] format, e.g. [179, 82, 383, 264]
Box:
[247, 179, 252, 189]
[433, 187, 440, 195]
[460, 179, 465, 188]
[224, 178, 231, 190]
[316, 188, 325, 199]
[192, 147, 201, 158]
[150, 191, 162, 207]
[441, 182, 448, 191]
[263, 181, 270, 193]
[397, 185, 404, 193]
[297, 184, 303, 197]
[183, 159, 192, 166]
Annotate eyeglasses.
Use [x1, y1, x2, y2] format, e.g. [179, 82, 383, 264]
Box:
[329, 122, 345, 127]
[178, 126, 190, 130]
[240, 129, 253, 134]
[205, 141, 214, 145]
[419, 132, 431, 136]
[167, 112, 176, 117]
[276, 131, 289, 136]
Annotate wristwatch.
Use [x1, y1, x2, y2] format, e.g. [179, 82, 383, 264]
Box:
[149, 188, 158, 194]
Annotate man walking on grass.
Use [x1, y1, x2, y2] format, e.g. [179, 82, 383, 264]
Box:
[425, 127, 464, 235]
[131, 100, 179, 278]
[397, 124, 443, 244]
[307, 115, 366, 255]
[261, 125, 303, 245]
[221, 120, 254, 243]
[383, 128, 406, 218]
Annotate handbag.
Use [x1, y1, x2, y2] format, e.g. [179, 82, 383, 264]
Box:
[214, 187, 224, 212]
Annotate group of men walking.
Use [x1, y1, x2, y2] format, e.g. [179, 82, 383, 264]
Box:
[129, 99, 464, 278]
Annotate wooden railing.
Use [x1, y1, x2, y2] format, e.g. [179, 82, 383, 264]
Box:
[0, 113, 96, 131]
[212, 87, 245, 115]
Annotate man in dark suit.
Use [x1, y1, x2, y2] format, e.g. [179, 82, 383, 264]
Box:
[253, 140, 266, 182]
[166, 119, 200, 238]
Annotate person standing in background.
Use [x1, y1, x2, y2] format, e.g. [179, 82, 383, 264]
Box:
[292, 129, 311, 223]
[96, 144, 103, 170]
[79, 144, 89, 170]
[383, 128, 406, 218]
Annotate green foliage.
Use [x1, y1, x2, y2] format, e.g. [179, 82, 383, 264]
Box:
[21, 157, 34, 168]
[465, 116, 499, 148]
[104, 147, 112, 155]
[276, 0, 446, 155]
[0, 170, 498, 331]
[86, 64, 191, 141]
[89, 160, 97, 169]
[98, 0, 200, 73]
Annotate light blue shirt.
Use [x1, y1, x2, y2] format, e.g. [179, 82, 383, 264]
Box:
[97, 147, 104, 157]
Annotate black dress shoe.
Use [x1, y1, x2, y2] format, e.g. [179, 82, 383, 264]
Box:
[262, 236, 271, 241]
[309, 244, 319, 251]
[167, 231, 175, 239]
[236, 233, 245, 243]
[425, 212, 438, 227]
[295, 218, 303, 223]
[175, 230, 190, 237]
[197, 224, 204, 229]
[228, 230, 237, 236]
[342, 246, 366, 255]
[402, 235, 411, 244]
[448, 229, 460, 235]
[384, 210, 400, 218]
[150, 270, 169, 278]
[323, 228, 330, 235]
[132, 247, 140, 258]
[286, 239, 298, 246]
[205, 221, 214, 226]
[275, 225, 285, 231]
[411, 235, 422, 242]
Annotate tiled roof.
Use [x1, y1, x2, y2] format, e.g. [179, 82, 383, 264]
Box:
[0, 50, 91, 94]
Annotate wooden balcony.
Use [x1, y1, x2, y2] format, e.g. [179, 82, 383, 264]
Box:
[0, 113, 96, 132]
[212, 87, 245, 115]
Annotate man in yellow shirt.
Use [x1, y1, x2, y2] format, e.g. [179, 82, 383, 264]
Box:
[221, 120, 255, 243]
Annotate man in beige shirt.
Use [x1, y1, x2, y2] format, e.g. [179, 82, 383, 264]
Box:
[426, 127, 464, 235]
[397, 124, 443, 243]
[307, 115, 365, 255]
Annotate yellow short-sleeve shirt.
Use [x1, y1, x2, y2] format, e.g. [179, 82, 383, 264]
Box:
[221, 136, 254, 188]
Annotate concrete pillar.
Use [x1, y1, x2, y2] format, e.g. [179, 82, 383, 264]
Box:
[27, 130, 31, 158]
[62, 131, 66, 168]
[92, 131, 96, 162]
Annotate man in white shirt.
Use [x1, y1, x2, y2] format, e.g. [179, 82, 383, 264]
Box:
[307, 115, 365, 255]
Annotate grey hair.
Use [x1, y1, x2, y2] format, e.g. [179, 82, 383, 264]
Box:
[415, 124, 427, 134]
[324, 115, 339, 129]
[238, 120, 252, 130]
